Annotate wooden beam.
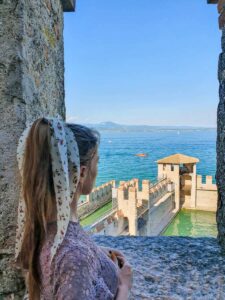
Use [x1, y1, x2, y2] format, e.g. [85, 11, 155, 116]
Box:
[61, 0, 76, 12]
[207, 0, 218, 3]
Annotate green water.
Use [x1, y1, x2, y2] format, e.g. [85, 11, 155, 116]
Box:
[162, 210, 217, 237]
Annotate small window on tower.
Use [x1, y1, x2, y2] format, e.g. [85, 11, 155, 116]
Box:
[171, 165, 174, 171]
[163, 164, 166, 170]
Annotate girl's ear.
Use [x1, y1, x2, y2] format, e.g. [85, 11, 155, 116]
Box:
[80, 166, 87, 182]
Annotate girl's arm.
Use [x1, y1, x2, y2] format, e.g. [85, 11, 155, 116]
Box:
[116, 284, 129, 300]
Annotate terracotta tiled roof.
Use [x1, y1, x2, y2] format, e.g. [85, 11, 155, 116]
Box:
[157, 153, 199, 164]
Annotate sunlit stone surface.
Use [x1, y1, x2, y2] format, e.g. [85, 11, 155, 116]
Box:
[94, 236, 225, 299]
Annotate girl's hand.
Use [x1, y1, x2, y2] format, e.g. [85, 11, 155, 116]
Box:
[100, 246, 126, 268]
[109, 248, 125, 259]
[100, 246, 125, 259]
[109, 251, 124, 268]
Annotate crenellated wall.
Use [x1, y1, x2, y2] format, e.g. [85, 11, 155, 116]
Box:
[159, 158, 217, 212]
[117, 186, 138, 235]
[149, 178, 171, 207]
[110, 178, 176, 236]
[196, 175, 217, 211]
[78, 180, 115, 219]
[197, 175, 217, 190]
[85, 169, 217, 237]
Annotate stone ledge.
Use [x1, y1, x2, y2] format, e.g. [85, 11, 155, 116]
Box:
[94, 236, 225, 299]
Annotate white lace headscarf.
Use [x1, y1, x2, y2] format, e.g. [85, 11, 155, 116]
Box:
[15, 117, 80, 262]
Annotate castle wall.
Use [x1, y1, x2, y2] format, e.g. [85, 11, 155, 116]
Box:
[94, 215, 127, 236]
[180, 175, 217, 212]
[88, 172, 217, 237]
[197, 175, 217, 190]
[86, 207, 130, 236]
[162, 164, 217, 212]
[137, 211, 149, 236]
[112, 178, 176, 236]
[190, 165, 197, 208]
[158, 164, 180, 209]
[78, 181, 115, 219]
[148, 193, 176, 236]
[196, 190, 217, 212]
[149, 179, 169, 207]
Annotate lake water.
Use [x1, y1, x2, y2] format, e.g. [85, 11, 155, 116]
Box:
[96, 129, 216, 186]
[88, 129, 217, 237]
[162, 209, 217, 237]
[84, 129, 217, 237]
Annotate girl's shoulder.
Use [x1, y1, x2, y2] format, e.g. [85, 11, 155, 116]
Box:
[42, 221, 99, 267]
[39, 222, 119, 299]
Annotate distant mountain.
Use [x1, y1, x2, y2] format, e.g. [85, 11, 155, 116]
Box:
[97, 122, 122, 128]
[83, 122, 216, 132]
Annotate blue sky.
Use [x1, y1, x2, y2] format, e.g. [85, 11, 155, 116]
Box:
[64, 0, 220, 127]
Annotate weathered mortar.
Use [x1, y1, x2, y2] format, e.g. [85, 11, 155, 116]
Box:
[94, 236, 225, 299]
[0, 0, 66, 297]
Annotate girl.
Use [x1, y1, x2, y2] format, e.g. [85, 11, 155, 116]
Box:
[15, 117, 132, 299]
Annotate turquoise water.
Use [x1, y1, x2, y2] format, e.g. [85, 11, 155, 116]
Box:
[95, 129, 216, 186]
[88, 129, 217, 237]
[162, 209, 217, 237]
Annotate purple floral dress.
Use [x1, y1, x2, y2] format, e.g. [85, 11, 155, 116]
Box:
[39, 221, 119, 299]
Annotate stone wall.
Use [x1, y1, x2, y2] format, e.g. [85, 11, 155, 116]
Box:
[148, 193, 176, 235]
[181, 175, 218, 212]
[208, 0, 225, 247]
[196, 175, 217, 211]
[196, 189, 217, 211]
[197, 175, 217, 190]
[149, 179, 170, 207]
[217, 27, 225, 246]
[94, 235, 225, 299]
[88, 211, 119, 235]
[0, 0, 65, 297]
[22, 0, 65, 122]
[98, 178, 176, 237]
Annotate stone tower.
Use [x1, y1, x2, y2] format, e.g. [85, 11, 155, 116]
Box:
[157, 154, 199, 210]
[117, 182, 138, 235]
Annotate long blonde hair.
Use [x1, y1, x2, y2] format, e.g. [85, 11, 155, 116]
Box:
[17, 118, 99, 299]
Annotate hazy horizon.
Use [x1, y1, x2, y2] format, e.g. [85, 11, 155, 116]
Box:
[66, 118, 216, 129]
